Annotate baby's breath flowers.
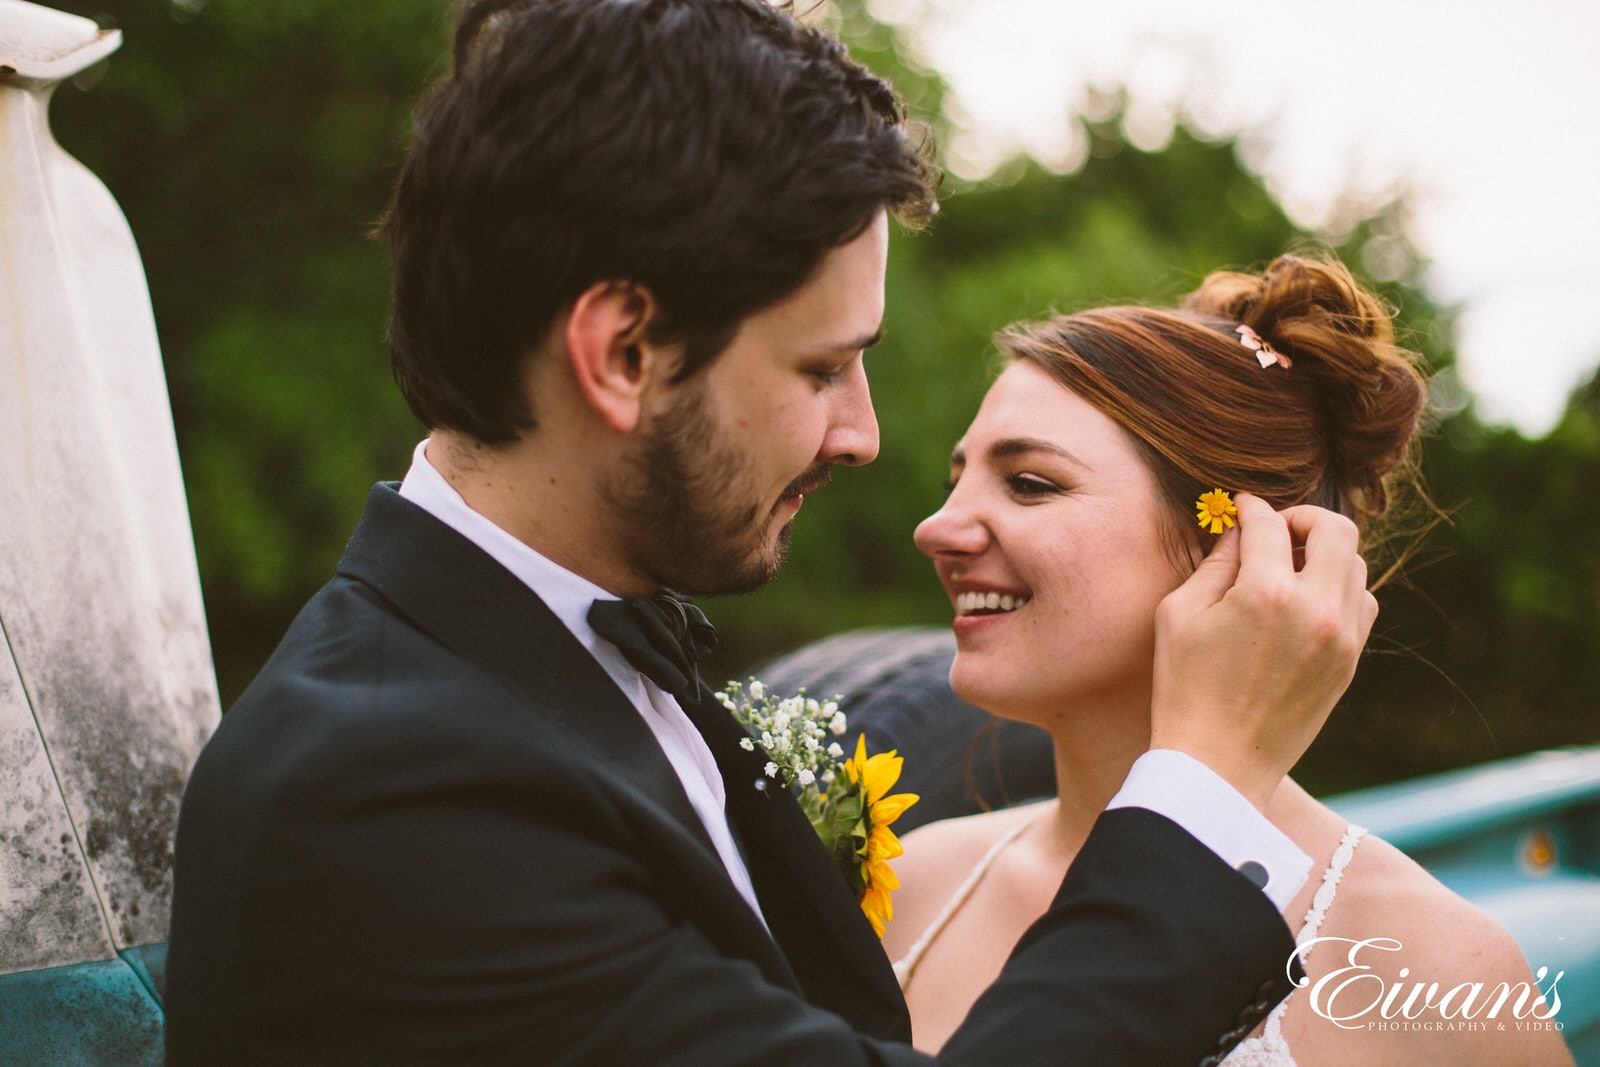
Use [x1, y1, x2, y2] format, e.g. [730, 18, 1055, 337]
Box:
[718, 679, 919, 938]
[1195, 488, 1238, 535]
[719, 678, 848, 787]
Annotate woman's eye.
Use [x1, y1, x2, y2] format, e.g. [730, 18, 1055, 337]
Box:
[1007, 474, 1060, 497]
[810, 364, 847, 385]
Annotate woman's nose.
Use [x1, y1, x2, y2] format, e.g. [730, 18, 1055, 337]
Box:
[913, 490, 989, 560]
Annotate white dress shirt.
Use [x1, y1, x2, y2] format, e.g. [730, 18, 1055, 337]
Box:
[397, 440, 768, 926]
[398, 438, 1309, 912]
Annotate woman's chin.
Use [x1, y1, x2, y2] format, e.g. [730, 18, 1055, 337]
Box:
[949, 659, 1013, 716]
[950, 660, 1074, 730]
[948, 658, 980, 699]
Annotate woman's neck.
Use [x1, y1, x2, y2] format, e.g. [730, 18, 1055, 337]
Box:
[1038, 698, 1153, 854]
[1036, 700, 1307, 865]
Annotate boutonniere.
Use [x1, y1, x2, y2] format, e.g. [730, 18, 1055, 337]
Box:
[717, 679, 919, 937]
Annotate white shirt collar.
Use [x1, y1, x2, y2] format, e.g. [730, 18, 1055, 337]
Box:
[396, 438, 625, 671]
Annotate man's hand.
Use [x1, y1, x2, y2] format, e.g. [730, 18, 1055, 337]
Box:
[1149, 494, 1378, 810]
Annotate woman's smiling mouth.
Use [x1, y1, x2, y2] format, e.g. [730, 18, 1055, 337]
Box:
[954, 590, 1031, 616]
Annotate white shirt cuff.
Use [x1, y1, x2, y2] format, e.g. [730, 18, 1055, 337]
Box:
[1108, 750, 1311, 911]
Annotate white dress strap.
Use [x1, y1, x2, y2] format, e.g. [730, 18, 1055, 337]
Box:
[892, 809, 1046, 988]
[1295, 824, 1366, 950]
[1223, 824, 1366, 1066]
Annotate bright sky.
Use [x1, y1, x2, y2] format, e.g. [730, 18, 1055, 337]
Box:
[880, 0, 1600, 436]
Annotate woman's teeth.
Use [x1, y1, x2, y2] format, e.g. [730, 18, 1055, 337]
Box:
[955, 591, 1030, 616]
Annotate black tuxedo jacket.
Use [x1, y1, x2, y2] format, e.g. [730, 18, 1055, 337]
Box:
[165, 484, 1296, 1065]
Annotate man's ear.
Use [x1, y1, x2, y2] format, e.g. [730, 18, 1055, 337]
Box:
[565, 280, 667, 434]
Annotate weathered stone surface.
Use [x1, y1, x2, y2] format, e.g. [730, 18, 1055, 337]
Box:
[1, 2, 220, 962]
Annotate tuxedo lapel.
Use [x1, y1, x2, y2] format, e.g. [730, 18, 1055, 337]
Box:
[682, 684, 911, 1041]
[336, 485, 902, 1034]
[335, 485, 718, 859]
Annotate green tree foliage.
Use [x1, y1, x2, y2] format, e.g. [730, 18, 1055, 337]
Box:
[45, 0, 1596, 787]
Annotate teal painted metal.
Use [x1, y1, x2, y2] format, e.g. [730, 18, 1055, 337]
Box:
[0, 958, 163, 1066]
[1328, 745, 1600, 1063]
[116, 944, 167, 1008]
[1328, 745, 1600, 853]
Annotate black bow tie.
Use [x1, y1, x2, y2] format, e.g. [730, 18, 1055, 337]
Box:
[588, 590, 717, 703]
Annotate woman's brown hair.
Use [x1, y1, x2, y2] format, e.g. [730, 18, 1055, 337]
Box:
[998, 252, 1429, 574]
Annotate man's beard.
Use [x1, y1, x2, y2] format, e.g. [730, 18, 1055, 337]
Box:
[601, 384, 830, 597]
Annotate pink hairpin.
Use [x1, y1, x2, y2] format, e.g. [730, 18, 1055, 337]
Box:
[1237, 324, 1291, 369]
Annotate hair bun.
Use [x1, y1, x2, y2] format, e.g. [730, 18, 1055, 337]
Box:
[1183, 253, 1428, 518]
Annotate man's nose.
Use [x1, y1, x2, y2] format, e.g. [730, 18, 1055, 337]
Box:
[820, 362, 879, 467]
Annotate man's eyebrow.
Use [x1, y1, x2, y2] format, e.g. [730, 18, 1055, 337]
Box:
[802, 327, 884, 357]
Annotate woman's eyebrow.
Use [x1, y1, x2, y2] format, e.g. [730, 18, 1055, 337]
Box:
[987, 436, 1089, 469]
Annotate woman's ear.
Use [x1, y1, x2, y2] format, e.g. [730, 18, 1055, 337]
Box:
[564, 280, 666, 433]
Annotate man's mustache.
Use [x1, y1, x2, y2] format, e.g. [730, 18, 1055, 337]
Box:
[782, 466, 832, 500]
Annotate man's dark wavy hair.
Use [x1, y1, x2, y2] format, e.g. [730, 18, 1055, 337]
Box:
[379, 0, 938, 443]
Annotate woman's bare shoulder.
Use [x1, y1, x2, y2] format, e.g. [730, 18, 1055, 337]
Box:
[1291, 825, 1572, 1064]
[895, 800, 1051, 882]
[1275, 787, 1519, 974]
[1331, 833, 1528, 975]
[880, 801, 1051, 960]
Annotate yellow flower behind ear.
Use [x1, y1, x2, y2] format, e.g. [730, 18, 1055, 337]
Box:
[1195, 488, 1237, 535]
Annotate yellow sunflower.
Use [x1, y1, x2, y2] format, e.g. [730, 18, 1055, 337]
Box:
[844, 735, 920, 937]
